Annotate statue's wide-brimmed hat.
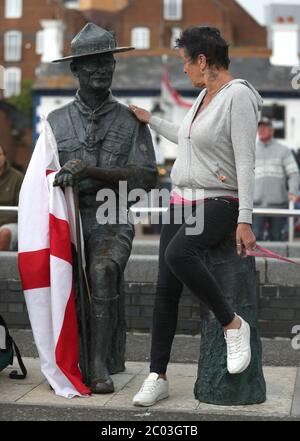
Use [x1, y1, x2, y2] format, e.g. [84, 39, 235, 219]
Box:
[52, 23, 134, 63]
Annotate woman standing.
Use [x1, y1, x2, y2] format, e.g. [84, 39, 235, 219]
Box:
[130, 26, 262, 407]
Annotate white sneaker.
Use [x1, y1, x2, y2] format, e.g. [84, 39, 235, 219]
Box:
[225, 315, 251, 374]
[133, 373, 169, 407]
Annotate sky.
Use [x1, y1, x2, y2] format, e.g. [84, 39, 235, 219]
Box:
[236, 0, 300, 24]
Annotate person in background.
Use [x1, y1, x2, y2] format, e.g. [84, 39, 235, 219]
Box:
[0, 143, 23, 251]
[252, 118, 300, 241]
[284, 148, 300, 240]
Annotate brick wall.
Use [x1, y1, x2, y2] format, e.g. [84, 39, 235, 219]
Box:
[125, 283, 202, 334]
[0, 0, 86, 81]
[86, 0, 266, 51]
[0, 0, 267, 87]
[258, 285, 300, 337]
[0, 278, 202, 333]
[1, 249, 300, 338]
[0, 279, 28, 327]
[221, 0, 267, 46]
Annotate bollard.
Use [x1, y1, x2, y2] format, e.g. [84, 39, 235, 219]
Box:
[194, 233, 266, 405]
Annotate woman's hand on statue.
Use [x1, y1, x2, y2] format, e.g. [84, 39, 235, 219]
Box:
[236, 223, 256, 257]
[129, 105, 151, 123]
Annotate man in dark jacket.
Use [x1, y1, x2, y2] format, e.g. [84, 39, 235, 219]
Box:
[0, 144, 23, 250]
[49, 23, 157, 394]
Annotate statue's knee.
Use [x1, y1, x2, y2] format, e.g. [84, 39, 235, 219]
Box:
[92, 260, 118, 282]
[90, 259, 119, 301]
[91, 258, 116, 275]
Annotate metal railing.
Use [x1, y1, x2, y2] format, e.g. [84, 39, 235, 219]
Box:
[0, 207, 18, 212]
[1, 203, 300, 242]
[253, 201, 299, 243]
[130, 202, 300, 242]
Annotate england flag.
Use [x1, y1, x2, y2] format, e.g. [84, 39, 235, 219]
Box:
[18, 119, 90, 398]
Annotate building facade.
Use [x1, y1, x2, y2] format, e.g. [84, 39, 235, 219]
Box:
[33, 55, 300, 164]
[0, 0, 87, 168]
[0, 0, 268, 99]
[80, 0, 267, 54]
[0, 0, 270, 169]
[0, 0, 86, 98]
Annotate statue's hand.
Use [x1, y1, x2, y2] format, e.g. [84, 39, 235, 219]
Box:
[61, 159, 88, 179]
[129, 105, 151, 123]
[53, 169, 75, 187]
[53, 159, 88, 187]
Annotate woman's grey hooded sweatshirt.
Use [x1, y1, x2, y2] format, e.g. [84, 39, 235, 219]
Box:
[149, 79, 263, 224]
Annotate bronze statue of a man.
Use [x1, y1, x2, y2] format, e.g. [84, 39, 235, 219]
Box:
[49, 23, 157, 393]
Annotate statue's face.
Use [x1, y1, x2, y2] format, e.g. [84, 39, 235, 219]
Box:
[72, 53, 116, 92]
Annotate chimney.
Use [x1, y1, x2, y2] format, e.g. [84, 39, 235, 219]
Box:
[79, 0, 128, 11]
[40, 20, 65, 63]
[270, 17, 300, 66]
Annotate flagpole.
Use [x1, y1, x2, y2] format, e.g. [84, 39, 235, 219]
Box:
[73, 183, 89, 386]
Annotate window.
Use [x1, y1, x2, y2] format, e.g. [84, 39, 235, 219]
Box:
[4, 31, 22, 61]
[36, 30, 44, 55]
[171, 27, 181, 48]
[5, 0, 23, 18]
[4, 67, 21, 98]
[131, 27, 150, 49]
[63, 0, 80, 8]
[164, 0, 182, 20]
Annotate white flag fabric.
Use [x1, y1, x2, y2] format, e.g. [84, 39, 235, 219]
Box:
[18, 119, 90, 398]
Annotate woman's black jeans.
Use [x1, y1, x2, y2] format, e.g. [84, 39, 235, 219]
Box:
[150, 197, 239, 374]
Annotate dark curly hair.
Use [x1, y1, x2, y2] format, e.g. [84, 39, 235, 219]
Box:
[175, 26, 230, 70]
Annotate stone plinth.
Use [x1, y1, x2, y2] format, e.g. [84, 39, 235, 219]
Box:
[194, 234, 266, 405]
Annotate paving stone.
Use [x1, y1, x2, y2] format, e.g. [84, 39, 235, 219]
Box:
[0, 360, 297, 419]
[196, 366, 297, 417]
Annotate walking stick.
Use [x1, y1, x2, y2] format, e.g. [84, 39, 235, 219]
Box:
[73, 183, 89, 386]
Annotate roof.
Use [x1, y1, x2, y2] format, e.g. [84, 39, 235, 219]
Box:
[34, 63, 78, 90]
[33, 55, 299, 94]
[265, 3, 300, 25]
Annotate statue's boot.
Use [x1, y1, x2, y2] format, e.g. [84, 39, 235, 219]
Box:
[90, 299, 116, 394]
